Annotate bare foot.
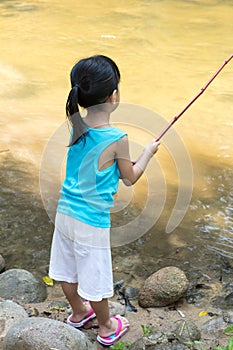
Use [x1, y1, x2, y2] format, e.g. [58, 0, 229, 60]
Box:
[70, 301, 92, 322]
[98, 315, 130, 338]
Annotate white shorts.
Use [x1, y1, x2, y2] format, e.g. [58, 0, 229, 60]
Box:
[49, 212, 113, 302]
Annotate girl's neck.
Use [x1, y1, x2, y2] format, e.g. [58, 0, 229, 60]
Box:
[84, 110, 110, 129]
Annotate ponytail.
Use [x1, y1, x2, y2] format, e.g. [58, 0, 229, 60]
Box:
[66, 85, 86, 146]
[66, 84, 79, 116]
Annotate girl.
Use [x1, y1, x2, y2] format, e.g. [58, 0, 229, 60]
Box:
[49, 55, 160, 346]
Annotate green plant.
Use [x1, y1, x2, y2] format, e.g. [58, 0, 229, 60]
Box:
[109, 341, 132, 350]
[225, 337, 233, 350]
[222, 324, 233, 350]
[183, 337, 233, 350]
[225, 325, 233, 336]
[141, 323, 153, 335]
[185, 340, 204, 345]
[184, 340, 206, 349]
[214, 336, 233, 350]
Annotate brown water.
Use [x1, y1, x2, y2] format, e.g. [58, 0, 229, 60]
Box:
[0, 0, 233, 277]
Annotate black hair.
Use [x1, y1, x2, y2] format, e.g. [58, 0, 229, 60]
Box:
[66, 55, 121, 146]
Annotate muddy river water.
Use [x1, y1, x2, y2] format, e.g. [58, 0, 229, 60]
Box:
[0, 0, 233, 280]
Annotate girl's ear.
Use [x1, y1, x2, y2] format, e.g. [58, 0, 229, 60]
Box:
[109, 89, 118, 104]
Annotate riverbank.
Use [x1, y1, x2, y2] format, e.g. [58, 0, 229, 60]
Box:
[1, 241, 233, 348]
[19, 282, 232, 349]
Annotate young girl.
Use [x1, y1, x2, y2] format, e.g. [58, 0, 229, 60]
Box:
[49, 55, 160, 346]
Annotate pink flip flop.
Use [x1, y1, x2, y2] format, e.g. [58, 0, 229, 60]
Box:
[67, 305, 96, 328]
[97, 315, 129, 346]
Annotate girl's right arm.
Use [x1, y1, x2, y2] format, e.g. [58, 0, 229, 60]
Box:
[116, 136, 160, 186]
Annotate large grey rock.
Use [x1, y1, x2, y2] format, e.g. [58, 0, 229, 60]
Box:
[0, 300, 28, 348]
[0, 256, 5, 273]
[3, 317, 97, 350]
[138, 266, 189, 307]
[0, 269, 47, 303]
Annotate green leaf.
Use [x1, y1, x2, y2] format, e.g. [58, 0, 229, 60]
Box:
[225, 325, 233, 334]
[227, 337, 233, 350]
[141, 324, 152, 335]
[110, 341, 132, 350]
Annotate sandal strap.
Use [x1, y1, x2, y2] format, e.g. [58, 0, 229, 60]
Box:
[111, 316, 123, 336]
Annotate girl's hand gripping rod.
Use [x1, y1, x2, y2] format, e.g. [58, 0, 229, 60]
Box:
[155, 54, 233, 142]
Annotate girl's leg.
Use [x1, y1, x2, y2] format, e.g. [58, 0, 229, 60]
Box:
[61, 281, 91, 321]
[61, 283, 129, 336]
[90, 299, 130, 338]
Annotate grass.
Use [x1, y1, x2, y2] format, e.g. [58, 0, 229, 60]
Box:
[141, 323, 153, 335]
[109, 341, 132, 350]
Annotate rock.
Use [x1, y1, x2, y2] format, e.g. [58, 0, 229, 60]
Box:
[0, 256, 5, 273]
[0, 300, 28, 346]
[174, 320, 201, 342]
[48, 301, 69, 309]
[0, 269, 47, 303]
[212, 293, 233, 310]
[109, 300, 126, 316]
[130, 331, 189, 349]
[203, 311, 233, 333]
[138, 266, 189, 307]
[3, 317, 97, 350]
[122, 286, 139, 300]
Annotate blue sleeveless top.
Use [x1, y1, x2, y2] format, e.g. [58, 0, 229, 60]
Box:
[57, 126, 127, 228]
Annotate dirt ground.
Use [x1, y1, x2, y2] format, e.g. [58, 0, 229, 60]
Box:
[21, 283, 232, 349]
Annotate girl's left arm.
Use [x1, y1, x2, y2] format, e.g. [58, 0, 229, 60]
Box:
[116, 135, 159, 186]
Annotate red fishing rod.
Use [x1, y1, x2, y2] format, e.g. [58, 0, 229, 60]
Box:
[155, 54, 233, 142]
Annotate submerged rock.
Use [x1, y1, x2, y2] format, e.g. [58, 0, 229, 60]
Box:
[0, 269, 47, 303]
[138, 266, 189, 307]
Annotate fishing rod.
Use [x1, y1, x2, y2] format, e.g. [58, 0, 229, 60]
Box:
[155, 54, 233, 142]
